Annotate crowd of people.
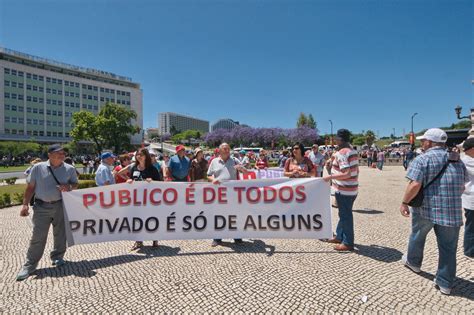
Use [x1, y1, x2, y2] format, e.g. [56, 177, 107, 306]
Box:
[13, 128, 473, 297]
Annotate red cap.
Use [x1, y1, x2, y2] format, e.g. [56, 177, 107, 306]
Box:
[214, 148, 219, 154]
[176, 145, 185, 152]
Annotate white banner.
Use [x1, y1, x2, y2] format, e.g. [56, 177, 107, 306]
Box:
[62, 178, 332, 245]
[239, 168, 285, 180]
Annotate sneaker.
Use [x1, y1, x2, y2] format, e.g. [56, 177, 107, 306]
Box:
[434, 278, 451, 295]
[52, 258, 66, 267]
[16, 267, 34, 281]
[211, 240, 221, 247]
[402, 254, 420, 273]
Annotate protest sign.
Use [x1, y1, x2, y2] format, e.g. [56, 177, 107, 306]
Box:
[239, 168, 285, 180]
[62, 178, 332, 245]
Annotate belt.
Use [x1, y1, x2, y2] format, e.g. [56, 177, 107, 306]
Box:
[36, 199, 62, 204]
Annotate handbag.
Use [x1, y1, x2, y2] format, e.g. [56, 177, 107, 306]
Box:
[408, 161, 450, 207]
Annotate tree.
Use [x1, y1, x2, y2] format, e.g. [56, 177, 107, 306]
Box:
[170, 125, 180, 136]
[365, 130, 376, 146]
[307, 114, 317, 129]
[70, 102, 140, 154]
[297, 113, 308, 128]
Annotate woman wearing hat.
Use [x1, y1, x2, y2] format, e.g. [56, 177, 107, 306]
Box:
[190, 148, 208, 182]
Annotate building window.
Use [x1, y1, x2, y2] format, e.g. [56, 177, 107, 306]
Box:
[75, 93, 79, 98]
[27, 73, 31, 79]
[52, 78, 57, 84]
[47, 77, 51, 83]
[11, 69, 17, 76]
[4, 92, 10, 98]
[75, 83, 79, 88]
[46, 88, 51, 93]
[11, 94, 17, 100]
[11, 81, 17, 88]
[39, 131, 44, 136]
[27, 130, 32, 136]
[47, 110, 51, 115]
[4, 104, 10, 110]
[52, 100, 57, 105]
[33, 131, 38, 136]
[4, 68, 10, 74]
[32, 108, 38, 114]
[57, 89, 62, 95]
[88, 95, 92, 100]
[38, 98, 43, 103]
[32, 85, 37, 91]
[18, 94, 24, 100]
[39, 109, 44, 114]
[93, 95, 98, 101]
[57, 79, 62, 84]
[11, 117, 17, 123]
[5, 129, 10, 134]
[47, 99, 51, 105]
[58, 100, 62, 106]
[58, 111, 62, 116]
[18, 118, 24, 123]
[100, 87, 104, 92]
[76, 103, 80, 108]
[4, 80, 10, 86]
[4, 117, 10, 123]
[27, 119, 32, 124]
[100, 97, 105, 102]
[32, 74, 38, 80]
[18, 83, 24, 88]
[82, 104, 87, 109]
[18, 106, 24, 112]
[39, 76, 44, 81]
[93, 105, 98, 111]
[39, 86, 43, 92]
[47, 131, 51, 136]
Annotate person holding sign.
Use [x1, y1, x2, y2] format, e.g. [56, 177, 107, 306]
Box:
[128, 148, 162, 250]
[283, 143, 315, 178]
[16, 144, 79, 281]
[255, 149, 269, 169]
[207, 143, 247, 247]
[322, 129, 359, 252]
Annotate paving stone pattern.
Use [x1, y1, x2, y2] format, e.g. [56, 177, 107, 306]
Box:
[0, 166, 472, 313]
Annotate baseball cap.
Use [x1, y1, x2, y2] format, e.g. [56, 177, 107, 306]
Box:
[416, 128, 448, 143]
[148, 149, 157, 156]
[176, 145, 185, 152]
[239, 149, 247, 154]
[48, 144, 64, 153]
[462, 137, 474, 151]
[336, 129, 351, 142]
[101, 152, 116, 160]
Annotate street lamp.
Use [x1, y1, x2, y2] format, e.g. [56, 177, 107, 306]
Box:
[329, 120, 333, 145]
[455, 105, 470, 120]
[411, 113, 418, 134]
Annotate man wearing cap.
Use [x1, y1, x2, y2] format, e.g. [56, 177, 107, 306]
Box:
[309, 144, 326, 177]
[322, 129, 359, 251]
[95, 152, 116, 186]
[461, 138, 474, 258]
[400, 128, 467, 295]
[168, 145, 190, 182]
[16, 144, 79, 281]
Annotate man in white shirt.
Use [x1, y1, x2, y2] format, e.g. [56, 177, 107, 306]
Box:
[462, 138, 474, 258]
[308, 144, 326, 177]
[95, 152, 116, 186]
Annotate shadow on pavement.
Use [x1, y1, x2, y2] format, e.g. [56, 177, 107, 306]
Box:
[417, 271, 474, 300]
[355, 244, 403, 263]
[353, 209, 384, 214]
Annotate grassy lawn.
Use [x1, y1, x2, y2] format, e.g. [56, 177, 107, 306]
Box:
[0, 165, 29, 173]
[0, 184, 26, 195]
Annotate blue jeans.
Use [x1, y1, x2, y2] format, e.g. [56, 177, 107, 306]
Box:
[464, 209, 474, 257]
[377, 161, 384, 170]
[406, 210, 460, 288]
[335, 193, 357, 247]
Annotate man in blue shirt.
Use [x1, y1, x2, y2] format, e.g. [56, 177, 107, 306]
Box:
[168, 145, 190, 182]
[399, 128, 467, 295]
[95, 152, 116, 186]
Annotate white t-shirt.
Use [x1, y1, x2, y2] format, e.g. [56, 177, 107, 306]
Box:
[462, 155, 474, 210]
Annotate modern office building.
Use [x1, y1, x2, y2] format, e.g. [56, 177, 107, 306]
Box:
[211, 118, 242, 131]
[158, 112, 209, 135]
[0, 47, 143, 144]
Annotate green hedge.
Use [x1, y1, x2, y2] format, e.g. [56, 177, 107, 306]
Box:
[0, 180, 97, 209]
[78, 173, 95, 180]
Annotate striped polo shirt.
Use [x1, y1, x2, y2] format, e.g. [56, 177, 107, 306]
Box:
[331, 147, 359, 196]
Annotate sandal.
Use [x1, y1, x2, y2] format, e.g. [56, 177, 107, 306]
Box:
[131, 241, 143, 251]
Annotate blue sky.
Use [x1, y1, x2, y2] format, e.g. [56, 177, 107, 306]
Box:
[0, 0, 472, 136]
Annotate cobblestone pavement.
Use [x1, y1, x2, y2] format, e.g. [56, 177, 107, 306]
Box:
[1, 166, 472, 313]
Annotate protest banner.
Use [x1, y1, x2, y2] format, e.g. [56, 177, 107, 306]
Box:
[239, 168, 285, 180]
[62, 178, 332, 245]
